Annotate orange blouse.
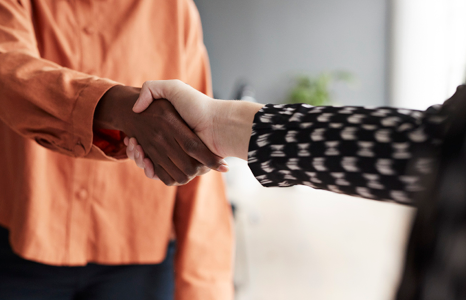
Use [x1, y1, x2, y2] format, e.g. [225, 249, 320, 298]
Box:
[0, 0, 233, 299]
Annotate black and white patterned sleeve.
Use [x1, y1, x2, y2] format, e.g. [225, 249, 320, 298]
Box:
[247, 104, 448, 205]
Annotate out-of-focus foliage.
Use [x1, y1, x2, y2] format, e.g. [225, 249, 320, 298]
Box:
[288, 71, 354, 106]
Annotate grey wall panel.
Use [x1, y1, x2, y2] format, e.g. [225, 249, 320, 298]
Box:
[194, 0, 388, 106]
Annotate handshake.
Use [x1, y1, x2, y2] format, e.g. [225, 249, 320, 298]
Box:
[102, 80, 264, 186]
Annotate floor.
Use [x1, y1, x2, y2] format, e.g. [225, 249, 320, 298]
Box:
[224, 158, 415, 300]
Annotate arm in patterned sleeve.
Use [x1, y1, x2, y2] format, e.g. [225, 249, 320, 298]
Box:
[248, 104, 448, 205]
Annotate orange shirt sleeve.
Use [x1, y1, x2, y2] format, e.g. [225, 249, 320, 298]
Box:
[174, 174, 234, 300]
[0, 0, 121, 160]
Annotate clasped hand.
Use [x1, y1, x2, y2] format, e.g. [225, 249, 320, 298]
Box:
[124, 80, 229, 185]
[124, 80, 262, 185]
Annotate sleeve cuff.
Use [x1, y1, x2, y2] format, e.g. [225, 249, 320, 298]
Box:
[70, 77, 123, 161]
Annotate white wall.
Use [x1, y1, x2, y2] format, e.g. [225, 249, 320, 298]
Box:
[194, 0, 389, 106]
[390, 0, 466, 110]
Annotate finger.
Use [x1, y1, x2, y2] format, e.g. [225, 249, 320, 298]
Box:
[124, 136, 129, 146]
[197, 166, 211, 176]
[163, 156, 195, 186]
[126, 144, 135, 161]
[126, 137, 137, 160]
[143, 143, 186, 185]
[143, 158, 159, 180]
[151, 162, 177, 186]
[166, 138, 209, 178]
[142, 80, 181, 100]
[133, 82, 156, 113]
[145, 80, 204, 101]
[133, 80, 187, 113]
[148, 146, 194, 185]
[126, 146, 133, 161]
[176, 131, 229, 173]
[158, 153, 194, 186]
[129, 137, 138, 147]
[134, 145, 146, 169]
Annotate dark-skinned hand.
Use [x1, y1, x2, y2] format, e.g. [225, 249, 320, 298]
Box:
[94, 85, 227, 186]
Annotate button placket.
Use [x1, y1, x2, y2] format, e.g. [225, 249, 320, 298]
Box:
[68, 159, 94, 264]
[75, 0, 98, 74]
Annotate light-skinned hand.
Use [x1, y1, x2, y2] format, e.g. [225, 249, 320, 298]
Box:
[127, 80, 263, 179]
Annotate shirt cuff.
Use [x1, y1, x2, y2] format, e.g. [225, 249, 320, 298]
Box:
[70, 77, 122, 161]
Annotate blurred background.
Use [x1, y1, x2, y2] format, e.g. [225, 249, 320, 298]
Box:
[192, 0, 466, 299]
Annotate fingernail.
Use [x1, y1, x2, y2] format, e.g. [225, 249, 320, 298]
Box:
[135, 150, 140, 158]
[217, 165, 229, 173]
[153, 175, 160, 180]
[219, 159, 228, 166]
[128, 143, 134, 151]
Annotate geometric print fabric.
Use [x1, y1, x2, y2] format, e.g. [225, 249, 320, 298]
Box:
[248, 104, 447, 205]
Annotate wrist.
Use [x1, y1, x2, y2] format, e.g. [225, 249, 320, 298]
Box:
[94, 85, 140, 132]
[213, 100, 263, 160]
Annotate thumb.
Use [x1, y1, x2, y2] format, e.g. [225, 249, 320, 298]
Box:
[132, 82, 155, 113]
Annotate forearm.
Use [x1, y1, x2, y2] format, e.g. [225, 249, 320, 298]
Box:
[0, 52, 119, 157]
[247, 104, 447, 204]
[0, 1, 121, 159]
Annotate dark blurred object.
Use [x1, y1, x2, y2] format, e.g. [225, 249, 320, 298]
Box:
[397, 86, 466, 300]
[232, 81, 257, 102]
[0, 226, 176, 298]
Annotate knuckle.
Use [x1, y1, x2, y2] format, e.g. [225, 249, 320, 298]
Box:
[151, 133, 167, 147]
[142, 80, 153, 88]
[211, 157, 222, 168]
[162, 178, 175, 186]
[205, 158, 218, 169]
[183, 163, 200, 177]
[183, 168, 196, 178]
[174, 174, 190, 185]
[183, 139, 200, 154]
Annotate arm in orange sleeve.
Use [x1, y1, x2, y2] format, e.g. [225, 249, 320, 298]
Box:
[173, 1, 234, 299]
[0, 0, 121, 160]
[174, 174, 234, 300]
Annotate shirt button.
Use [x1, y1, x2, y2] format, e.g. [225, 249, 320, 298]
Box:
[77, 189, 88, 200]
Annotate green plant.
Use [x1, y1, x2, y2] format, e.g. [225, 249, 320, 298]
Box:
[288, 71, 354, 106]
